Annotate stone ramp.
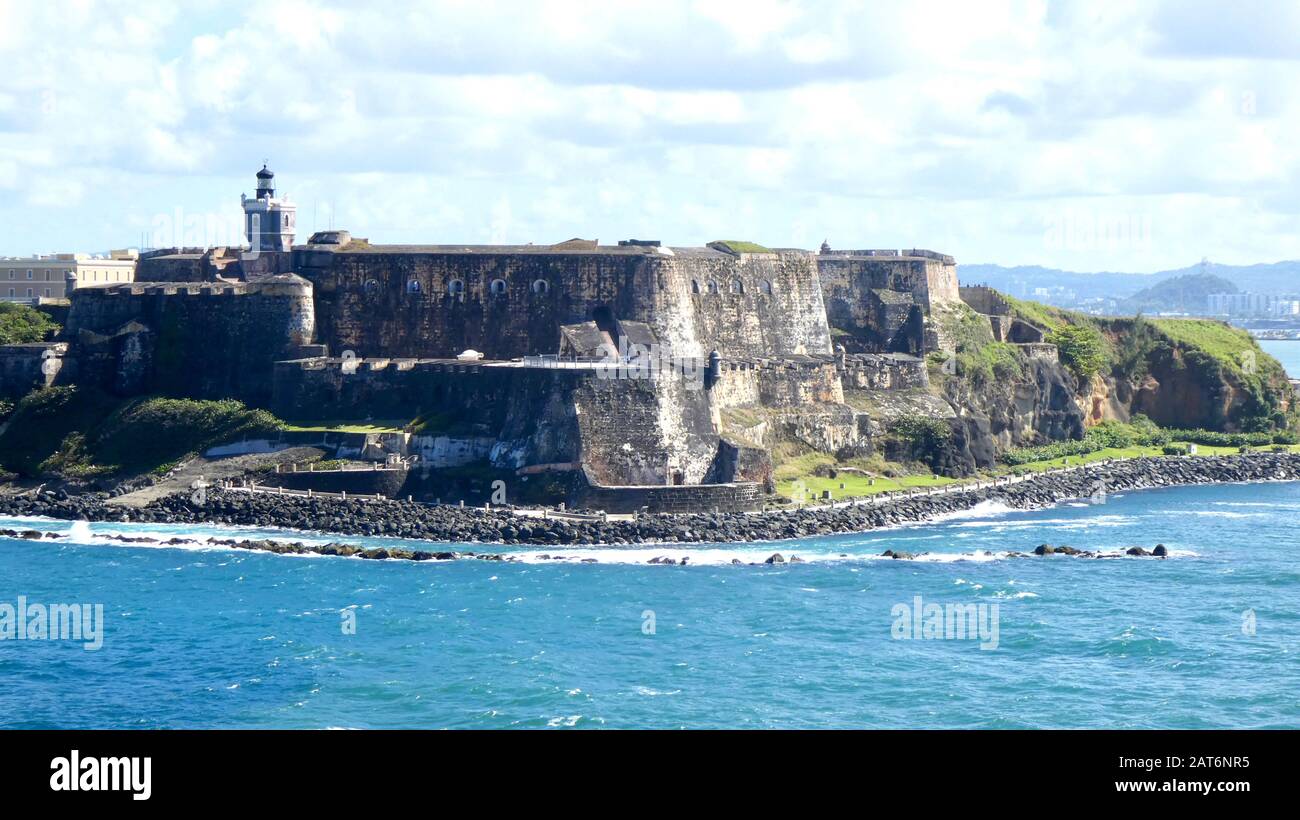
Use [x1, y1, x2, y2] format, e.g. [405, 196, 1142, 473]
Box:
[107, 446, 326, 508]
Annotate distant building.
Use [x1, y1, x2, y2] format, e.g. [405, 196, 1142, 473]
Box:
[241, 164, 296, 252]
[0, 250, 138, 304]
[1207, 292, 1300, 317]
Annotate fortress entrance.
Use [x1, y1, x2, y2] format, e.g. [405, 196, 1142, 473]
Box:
[592, 305, 619, 350]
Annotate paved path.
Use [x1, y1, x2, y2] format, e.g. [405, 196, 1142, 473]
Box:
[108, 447, 326, 508]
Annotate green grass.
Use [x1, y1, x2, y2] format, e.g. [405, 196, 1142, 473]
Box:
[774, 438, 1300, 501]
[997, 441, 1300, 475]
[1149, 319, 1280, 379]
[1002, 293, 1077, 331]
[283, 420, 409, 433]
[777, 470, 958, 501]
[709, 240, 773, 254]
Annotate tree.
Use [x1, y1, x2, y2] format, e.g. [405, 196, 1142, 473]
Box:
[0, 303, 59, 345]
[1049, 323, 1108, 379]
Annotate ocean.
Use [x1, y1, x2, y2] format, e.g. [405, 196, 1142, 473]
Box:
[2, 480, 1298, 729]
[1260, 338, 1300, 378]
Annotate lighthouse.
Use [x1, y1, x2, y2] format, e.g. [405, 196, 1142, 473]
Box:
[241, 164, 297, 252]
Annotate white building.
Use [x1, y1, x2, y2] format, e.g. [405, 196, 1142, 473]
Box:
[0, 250, 138, 304]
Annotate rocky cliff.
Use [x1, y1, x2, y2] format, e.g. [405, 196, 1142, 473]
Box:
[1079, 317, 1293, 432]
[935, 354, 1085, 475]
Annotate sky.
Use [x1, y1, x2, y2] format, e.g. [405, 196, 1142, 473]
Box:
[1, 0, 1298, 271]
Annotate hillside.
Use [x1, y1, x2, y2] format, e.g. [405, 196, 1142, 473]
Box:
[1120, 272, 1238, 314]
[961, 259, 1300, 303]
[993, 294, 1296, 433]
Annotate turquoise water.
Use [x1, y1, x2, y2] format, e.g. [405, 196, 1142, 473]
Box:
[1260, 338, 1300, 377]
[2, 481, 1299, 728]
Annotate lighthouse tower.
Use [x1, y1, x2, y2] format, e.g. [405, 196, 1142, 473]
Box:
[241, 164, 297, 252]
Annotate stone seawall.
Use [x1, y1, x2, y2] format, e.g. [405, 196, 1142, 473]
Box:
[257, 467, 410, 497]
[7, 453, 1299, 546]
[574, 475, 763, 514]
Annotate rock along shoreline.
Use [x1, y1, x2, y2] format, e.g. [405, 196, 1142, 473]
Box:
[2, 453, 1299, 550]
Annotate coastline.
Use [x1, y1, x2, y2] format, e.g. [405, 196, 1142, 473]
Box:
[3, 452, 1300, 550]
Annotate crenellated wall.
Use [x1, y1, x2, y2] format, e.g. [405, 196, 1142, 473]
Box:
[62, 276, 317, 405]
[839, 352, 929, 391]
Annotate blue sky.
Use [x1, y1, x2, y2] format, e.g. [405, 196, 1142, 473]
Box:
[1, 0, 1298, 271]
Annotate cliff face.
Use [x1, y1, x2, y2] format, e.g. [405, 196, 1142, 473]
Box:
[935, 355, 1085, 475]
[1080, 318, 1293, 432]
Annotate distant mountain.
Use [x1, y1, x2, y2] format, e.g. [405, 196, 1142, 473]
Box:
[959, 260, 1300, 303]
[1120, 273, 1239, 314]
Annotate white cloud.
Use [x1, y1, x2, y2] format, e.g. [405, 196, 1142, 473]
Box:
[0, 0, 1298, 269]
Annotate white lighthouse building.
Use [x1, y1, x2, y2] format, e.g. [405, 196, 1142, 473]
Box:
[241, 164, 296, 252]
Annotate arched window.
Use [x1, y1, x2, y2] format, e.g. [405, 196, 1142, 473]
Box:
[447, 279, 465, 295]
[731, 279, 744, 294]
[691, 280, 700, 294]
[407, 279, 422, 294]
[761, 279, 773, 295]
[532, 279, 550, 295]
[363, 279, 380, 295]
[707, 280, 720, 294]
[490, 278, 507, 295]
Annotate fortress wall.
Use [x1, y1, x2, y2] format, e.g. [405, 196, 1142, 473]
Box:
[271, 360, 722, 487]
[650, 250, 833, 359]
[819, 256, 925, 351]
[299, 247, 832, 362]
[840, 354, 929, 391]
[572, 368, 718, 486]
[0, 342, 70, 399]
[959, 285, 1011, 316]
[756, 359, 844, 406]
[708, 363, 762, 411]
[64, 279, 315, 406]
[920, 257, 960, 306]
[269, 359, 555, 425]
[299, 250, 656, 360]
[136, 250, 296, 283]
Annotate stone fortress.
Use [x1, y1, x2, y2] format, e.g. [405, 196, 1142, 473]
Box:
[3, 167, 1060, 512]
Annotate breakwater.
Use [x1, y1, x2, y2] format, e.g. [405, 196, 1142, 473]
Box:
[3, 453, 1300, 546]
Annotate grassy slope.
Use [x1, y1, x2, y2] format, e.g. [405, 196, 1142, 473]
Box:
[775, 441, 1300, 502]
[0, 388, 283, 478]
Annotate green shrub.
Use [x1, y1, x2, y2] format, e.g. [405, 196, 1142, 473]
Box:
[999, 420, 1280, 465]
[0, 387, 120, 476]
[1048, 323, 1109, 379]
[0, 302, 59, 345]
[1161, 444, 1190, 456]
[0, 389, 284, 478]
[91, 397, 283, 475]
